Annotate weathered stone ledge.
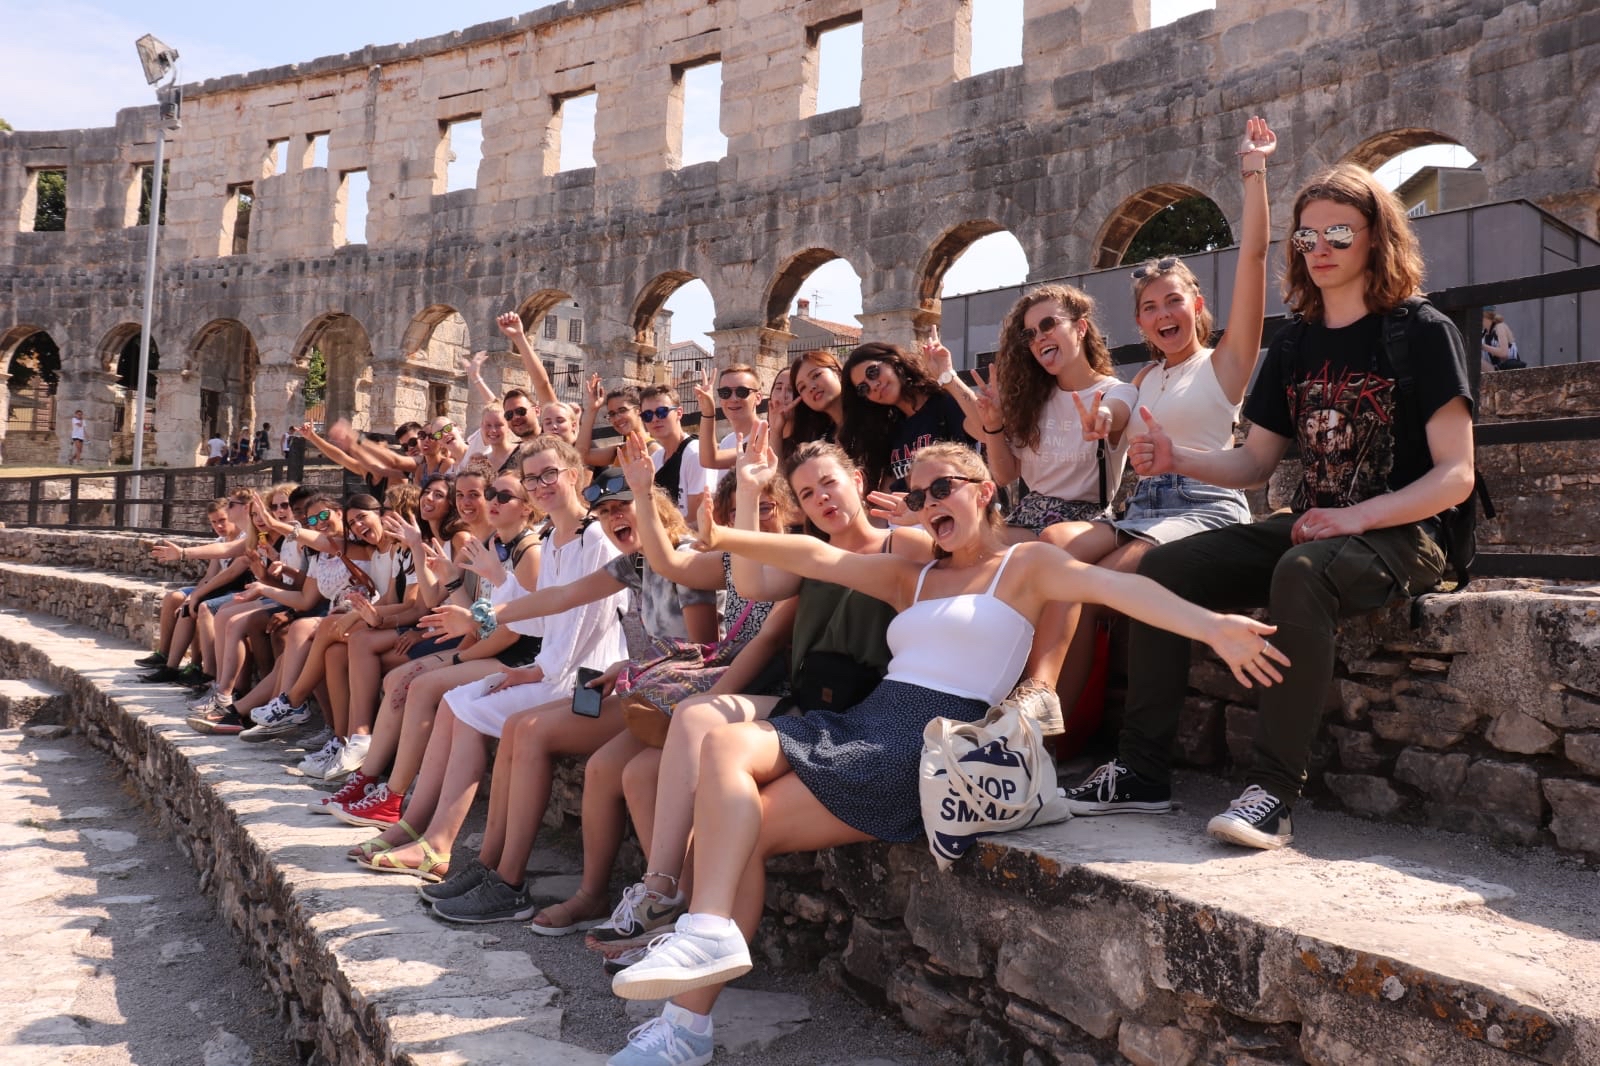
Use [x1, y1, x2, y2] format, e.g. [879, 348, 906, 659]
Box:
[5, 606, 1600, 1066]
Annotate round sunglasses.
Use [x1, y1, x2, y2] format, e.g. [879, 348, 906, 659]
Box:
[640, 406, 677, 423]
[853, 363, 885, 397]
[717, 385, 757, 400]
[903, 475, 980, 513]
[1019, 315, 1073, 345]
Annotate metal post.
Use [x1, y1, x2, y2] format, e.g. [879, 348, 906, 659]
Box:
[129, 125, 165, 525]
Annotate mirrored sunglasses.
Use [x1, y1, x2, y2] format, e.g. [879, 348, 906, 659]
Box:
[1290, 223, 1365, 253]
[583, 476, 629, 505]
[304, 509, 332, 526]
[640, 406, 676, 423]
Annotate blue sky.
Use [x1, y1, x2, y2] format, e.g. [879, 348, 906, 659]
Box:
[19, 0, 1456, 352]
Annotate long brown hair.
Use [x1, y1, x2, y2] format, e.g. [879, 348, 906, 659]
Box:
[994, 284, 1116, 452]
[783, 350, 845, 461]
[1283, 162, 1424, 323]
[838, 341, 942, 489]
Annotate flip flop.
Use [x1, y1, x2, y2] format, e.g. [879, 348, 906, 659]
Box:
[530, 889, 610, 937]
[346, 818, 421, 862]
[356, 838, 450, 883]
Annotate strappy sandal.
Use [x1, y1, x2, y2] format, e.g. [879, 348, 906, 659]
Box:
[356, 838, 451, 883]
[530, 888, 610, 937]
[346, 818, 421, 862]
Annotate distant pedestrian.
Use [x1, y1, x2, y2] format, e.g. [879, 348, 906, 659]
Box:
[232, 433, 251, 465]
[70, 409, 86, 464]
[255, 423, 272, 460]
[205, 431, 227, 466]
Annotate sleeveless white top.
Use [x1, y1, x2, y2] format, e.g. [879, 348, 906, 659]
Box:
[883, 546, 1034, 705]
[1128, 348, 1239, 453]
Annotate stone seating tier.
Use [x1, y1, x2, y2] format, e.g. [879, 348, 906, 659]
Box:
[2, 606, 1598, 1066]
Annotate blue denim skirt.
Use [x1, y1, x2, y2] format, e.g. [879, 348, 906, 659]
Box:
[1114, 473, 1251, 544]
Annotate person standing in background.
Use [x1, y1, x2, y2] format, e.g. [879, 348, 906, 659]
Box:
[70, 409, 86, 464]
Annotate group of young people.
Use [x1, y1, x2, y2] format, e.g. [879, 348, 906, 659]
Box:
[134, 114, 1478, 1066]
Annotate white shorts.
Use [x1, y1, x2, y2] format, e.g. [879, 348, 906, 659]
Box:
[442, 673, 569, 738]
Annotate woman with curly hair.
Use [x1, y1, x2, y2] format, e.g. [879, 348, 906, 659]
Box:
[840, 337, 980, 491]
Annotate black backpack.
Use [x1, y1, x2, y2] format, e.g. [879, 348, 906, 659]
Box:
[1278, 297, 1493, 590]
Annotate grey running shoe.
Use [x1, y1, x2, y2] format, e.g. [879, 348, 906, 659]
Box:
[430, 871, 538, 924]
[419, 856, 490, 905]
[588, 882, 687, 952]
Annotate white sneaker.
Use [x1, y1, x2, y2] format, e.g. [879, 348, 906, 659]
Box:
[251, 693, 292, 726]
[610, 915, 752, 1001]
[297, 737, 343, 777]
[607, 1004, 713, 1066]
[323, 733, 370, 779]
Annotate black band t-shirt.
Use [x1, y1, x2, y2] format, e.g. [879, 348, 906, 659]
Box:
[1242, 302, 1470, 513]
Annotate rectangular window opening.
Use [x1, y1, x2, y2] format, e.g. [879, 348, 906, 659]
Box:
[226, 183, 254, 255]
[542, 359, 557, 382]
[551, 90, 597, 174]
[441, 116, 483, 192]
[811, 18, 863, 115]
[542, 315, 559, 340]
[674, 59, 726, 167]
[338, 169, 369, 246]
[25, 169, 67, 232]
[969, 0, 1023, 75]
[429, 382, 450, 418]
[136, 162, 169, 227]
[568, 318, 583, 344]
[306, 132, 330, 170]
[267, 139, 289, 175]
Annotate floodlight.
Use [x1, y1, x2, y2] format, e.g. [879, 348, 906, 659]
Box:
[135, 34, 179, 85]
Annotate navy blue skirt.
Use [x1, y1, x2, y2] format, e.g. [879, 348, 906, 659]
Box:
[772, 680, 988, 843]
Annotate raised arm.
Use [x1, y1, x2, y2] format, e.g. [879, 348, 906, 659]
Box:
[297, 420, 371, 479]
[497, 311, 560, 405]
[920, 325, 985, 439]
[576, 374, 622, 466]
[460, 350, 498, 408]
[724, 422, 802, 600]
[968, 366, 1020, 485]
[1212, 115, 1277, 403]
[620, 433, 725, 589]
[699, 494, 914, 610]
[693, 368, 739, 470]
[150, 537, 245, 564]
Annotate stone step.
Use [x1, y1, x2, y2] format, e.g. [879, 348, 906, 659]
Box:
[0, 677, 68, 728]
[0, 559, 172, 650]
[4, 605, 1600, 1065]
[0, 528, 210, 584]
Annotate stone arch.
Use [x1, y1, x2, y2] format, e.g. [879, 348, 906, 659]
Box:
[1091, 183, 1223, 269]
[1, 323, 60, 379]
[400, 304, 471, 372]
[631, 270, 698, 350]
[189, 319, 260, 441]
[764, 247, 855, 330]
[1, 324, 62, 437]
[291, 312, 372, 429]
[515, 288, 575, 334]
[917, 220, 1009, 307]
[1340, 127, 1467, 172]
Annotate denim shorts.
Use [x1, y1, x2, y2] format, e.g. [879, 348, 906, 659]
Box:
[1114, 473, 1251, 545]
[200, 591, 238, 615]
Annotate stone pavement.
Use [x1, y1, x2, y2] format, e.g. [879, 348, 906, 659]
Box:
[0, 608, 959, 1066]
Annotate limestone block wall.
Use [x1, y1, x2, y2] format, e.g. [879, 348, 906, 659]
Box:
[2, 0, 1598, 465]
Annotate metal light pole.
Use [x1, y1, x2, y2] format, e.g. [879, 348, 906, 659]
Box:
[132, 34, 180, 527]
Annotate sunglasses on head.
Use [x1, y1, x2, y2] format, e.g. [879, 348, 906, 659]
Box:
[583, 476, 629, 505]
[1290, 223, 1366, 253]
[504, 406, 529, 420]
[904, 475, 980, 513]
[305, 509, 332, 526]
[853, 363, 885, 398]
[640, 406, 676, 423]
[485, 488, 525, 505]
[426, 424, 454, 441]
[522, 466, 565, 488]
[717, 385, 756, 400]
[1019, 315, 1073, 345]
[1130, 256, 1181, 280]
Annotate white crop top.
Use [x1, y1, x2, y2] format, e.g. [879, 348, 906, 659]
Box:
[883, 546, 1034, 705]
[1128, 348, 1240, 453]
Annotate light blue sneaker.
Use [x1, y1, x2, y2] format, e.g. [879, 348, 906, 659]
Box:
[607, 1004, 713, 1066]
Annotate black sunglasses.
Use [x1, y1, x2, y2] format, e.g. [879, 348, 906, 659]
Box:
[271, 501, 294, 511]
[305, 509, 332, 526]
[583, 476, 629, 505]
[717, 386, 756, 400]
[1019, 316, 1072, 344]
[399, 436, 420, 450]
[505, 406, 529, 420]
[853, 363, 885, 398]
[904, 475, 980, 513]
[485, 488, 525, 505]
[1290, 223, 1366, 253]
[1130, 256, 1180, 280]
[640, 406, 676, 423]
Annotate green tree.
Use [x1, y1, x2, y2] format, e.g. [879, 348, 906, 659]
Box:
[0, 117, 13, 132]
[303, 347, 326, 408]
[1122, 196, 1233, 264]
[33, 171, 66, 232]
[136, 162, 169, 226]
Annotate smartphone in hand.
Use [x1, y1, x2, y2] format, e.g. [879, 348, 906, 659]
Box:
[572, 667, 605, 717]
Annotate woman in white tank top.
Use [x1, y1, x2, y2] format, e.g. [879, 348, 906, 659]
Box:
[605, 440, 1282, 1055]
